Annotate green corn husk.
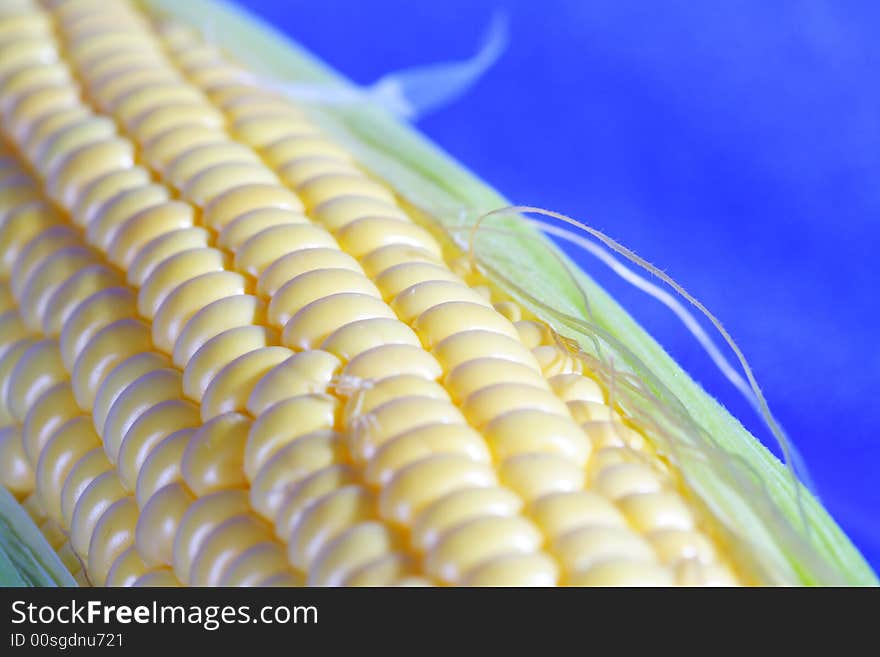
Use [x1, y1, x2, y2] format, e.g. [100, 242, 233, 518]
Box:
[0, 487, 76, 586]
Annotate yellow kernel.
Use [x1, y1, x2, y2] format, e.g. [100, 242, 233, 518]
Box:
[0, 339, 33, 426]
[36, 417, 101, 524]
[142, 124, 226, 170]
[165, 141, 261, 190]
[392, 280, 492, 324]
[35, 115, 117, 174]
[675, 560, 737, 587]
[203, 183, 304, 231]
[11, 225, 80, 298]
[234, 223, 337, 278]
[342, 375, 448, 425]
[262, 135, 351, 170]
[485, 410, 592, 466]
[465, 552, 559, 587]
[220, 542, 292, 587]
[136, 481, 195, 568]
[257, 246, 360, 298]
[320, 318, 420, 363]
[172, 488, 251, 582]
[426, 515, 543, 585]
[71, 318, 154, 411]
[349, 395, 462, 461]
[380, 455, 496, 525]
[411, 486, 523, 552]
[617, 491, 695, 532]
[200, 346, 291, 420]
[70, 470, 127, 558]
[117, 399, 200, 491]
[342, 343, 442, 384]
[433, 329, 539, 372]
[108, 201, 195, 269]
[0, 426, 33, 499]
[567, 559, 673, 587]
[649, 529, 717, 565]
[134, 428, 192, 508]
[529, 491, 626, 539]
[7, 339, 66, 423]
[183, 162, 278, 207]
[548, 373, 605, 403]
[189, 514, 273, 587]
[282, 292, 395, 351]
[499, 453, 586, 501]
[87, 496, 138, 586]
[310, 521, 399, 586]
[278, 156, 359, 187]
[517, 318, 556, 346]
[296, 173, 395, 209]
[42, 264, 121, 337]
[232, 115, 315, 148]
[443, 357, 546, 403]
[137, 247, 227, 319]
[365, 421, 489, 487]
[72, 167, 152, 227]
[182, 326, 277, 402]
[461, 382, 569, 428]
[269, 269, 381, 329]
[217, 207, 307, 253]
[22, 382, 82, 468]
[532, 344, 584, 376]
[373, 261, 462, 300]
[593, 462, 665, 500]
[286, 485, 375, 571]
[250, 431, 344, 521]
[246, 350, 341, 416]
[87, 183, 170, 251]
[181, 413, 250, 496]
[132, 568, 180, 587]
[59, 447, 112, 531]
[0, 203, 61, 277]
[129, 102, 225, 143]
[344, 554, 413, 586]
[101, 368, 183, 464]
[554, 526, 655, 575]
[105, 546, 148, 587]
[92, 352, 170, 439]
[48, 138, 134, 208]
[359, 243, 440, 278]
[173, 294, 265, 369]
[19, 246, 97, 331]
[128, 227, 211, 288]
[338, 216, 442, 260]
[274, 464, 357, 541]
[244, 396, 339, 481]
[111, 82, 204, 127]
[415, 301, 520, 348]
[152, 271, 248, 353]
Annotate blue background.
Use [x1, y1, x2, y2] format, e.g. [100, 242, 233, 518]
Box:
[238, 0, 879, 572]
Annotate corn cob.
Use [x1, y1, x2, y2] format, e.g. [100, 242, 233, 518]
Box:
[0, 0, 873, 587]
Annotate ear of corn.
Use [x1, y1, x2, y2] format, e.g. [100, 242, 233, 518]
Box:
[0, 0, 873, 587]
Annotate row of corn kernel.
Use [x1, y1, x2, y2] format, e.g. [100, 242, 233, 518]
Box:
[0, 143, 106, 585]
[149, 20, 582, 585]
[150, 20, 695, 586]
[28, 0, 311, 586]
[42, 0, 428, 586]
[153, 15, 741, 585]
[68, 0, 571, 585]
[3, 0, 288, 586]
[0, 165, 85, 580]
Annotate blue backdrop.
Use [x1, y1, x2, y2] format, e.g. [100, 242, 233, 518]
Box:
[238, 0, 879, 572]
